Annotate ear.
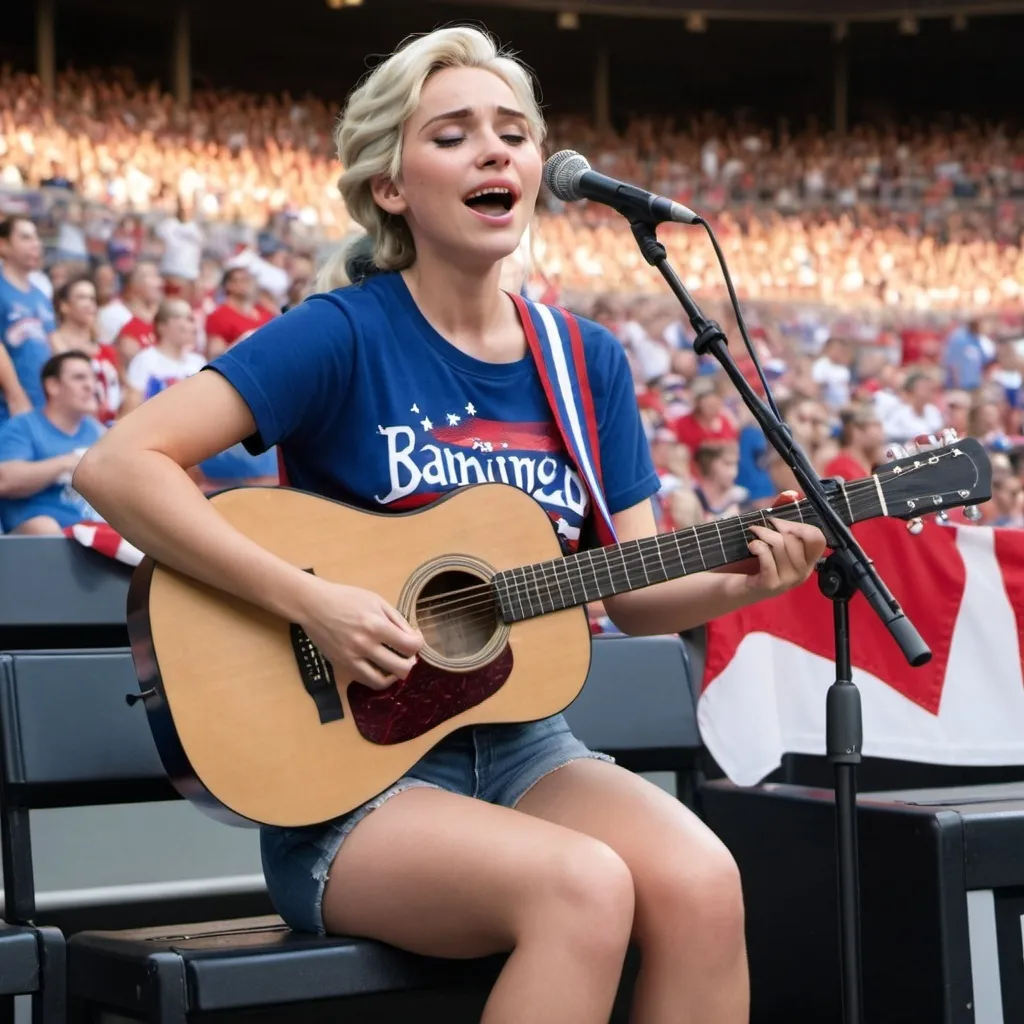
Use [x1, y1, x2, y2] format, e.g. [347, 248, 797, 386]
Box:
[370, 174, 407, 217]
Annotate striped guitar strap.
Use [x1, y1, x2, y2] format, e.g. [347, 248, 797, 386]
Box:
[509, 292, 618, 547]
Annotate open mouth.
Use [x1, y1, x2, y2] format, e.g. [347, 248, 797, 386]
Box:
[463, 186, 518, 218]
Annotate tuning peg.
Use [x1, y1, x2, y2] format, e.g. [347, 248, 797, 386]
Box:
[906, 517, 925, 535]
[885, 444, 909, 460]
[940, 428, 959, 446]
[935, 510, 950, 525]
[963, 505, 983, 522]
[913, 433, 940, 452]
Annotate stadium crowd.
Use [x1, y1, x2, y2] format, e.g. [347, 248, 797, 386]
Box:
[0, 66, 1022, 548]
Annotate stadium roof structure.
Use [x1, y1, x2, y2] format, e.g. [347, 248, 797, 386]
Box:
[435, 0, 1024, 21]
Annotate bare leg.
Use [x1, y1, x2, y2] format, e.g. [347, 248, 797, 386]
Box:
[322, 786, 636, 1024]
[11, 516, 64, 535]
[516, 759, 748, 1024]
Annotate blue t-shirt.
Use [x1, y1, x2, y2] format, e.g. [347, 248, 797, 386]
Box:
[0, 275, 55, 422]
[0, 410, 105, 532]
[943, 326, 987, 390]
[209, 272, 658, 554]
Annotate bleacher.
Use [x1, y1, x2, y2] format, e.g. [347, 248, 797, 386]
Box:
[4, 536, 1024, 1023]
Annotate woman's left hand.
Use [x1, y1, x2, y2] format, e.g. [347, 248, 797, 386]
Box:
[726, 490, 827, 601]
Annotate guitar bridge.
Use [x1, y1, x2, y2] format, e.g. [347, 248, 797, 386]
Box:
[290, 624, 343, 724]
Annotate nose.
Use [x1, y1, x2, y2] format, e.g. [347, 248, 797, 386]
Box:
[475, 129, 512, 170]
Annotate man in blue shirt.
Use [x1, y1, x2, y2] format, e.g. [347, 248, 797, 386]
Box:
[0, 216, 56, 423]
[943, 318, 989, 390]
[0, 351, 104, 534]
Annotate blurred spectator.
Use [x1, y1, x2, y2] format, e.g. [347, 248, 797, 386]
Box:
[0, 351, 104, 535]
[988, 472, 1024, 527]
[943, 318, 990, 390]
[205, 267, 275, 358]
[94, 262, 132, 343]
[49, 275, 121, 425]
[0, 216, 54, 418]
[114, 261, 164, 367]
[824, 404, 886, 480]
[883, 370, 945, 442]
[692, 441, 746, 521]
[673, 377, 737, 454]
[122, 298, 203, 413]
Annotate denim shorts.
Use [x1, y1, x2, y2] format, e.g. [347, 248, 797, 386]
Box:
[260, 713, 612, 934]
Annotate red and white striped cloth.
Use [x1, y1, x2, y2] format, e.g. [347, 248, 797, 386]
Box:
[63, 522, 143, 567]
[700, 519, 1024, 785]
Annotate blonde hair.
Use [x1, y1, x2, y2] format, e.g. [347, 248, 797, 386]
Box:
[328, 25, 545, 286]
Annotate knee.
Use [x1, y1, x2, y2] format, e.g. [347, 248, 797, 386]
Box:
[635, 841, 745, 959]
[523, 837, 635, 963]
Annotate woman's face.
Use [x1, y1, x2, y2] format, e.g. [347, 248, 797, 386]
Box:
[374, 66, 542, 270]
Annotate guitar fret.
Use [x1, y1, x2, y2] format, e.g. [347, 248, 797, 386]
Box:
[840, 481, 854, 522]
[635, 539, 651, 586]
[713, 520, 727, 562]
[514, 567, 531, 619]
[578, 551, 599, 601]
[529, 564, 549, 615]
[692, 529, 707, 570]
[652, 536, 669, 581]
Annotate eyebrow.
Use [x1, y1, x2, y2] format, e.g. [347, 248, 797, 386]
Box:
[419, 106, 527, 133]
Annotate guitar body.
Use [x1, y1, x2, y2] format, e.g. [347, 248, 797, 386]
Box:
[128, 483, 592, 828]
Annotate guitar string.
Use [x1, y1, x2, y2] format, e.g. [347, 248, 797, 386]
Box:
[414, 474, 890, 621]
[413, 450, 972, 625]
[414, 481, 868, 614]
[413, 484, 893, 625]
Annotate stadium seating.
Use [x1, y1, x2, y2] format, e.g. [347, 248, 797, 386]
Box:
[0, 539, 704, 1023]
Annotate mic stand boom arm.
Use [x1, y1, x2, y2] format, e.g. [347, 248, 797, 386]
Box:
[627, 218, 929, 666]
[627, 217, 931, 1024]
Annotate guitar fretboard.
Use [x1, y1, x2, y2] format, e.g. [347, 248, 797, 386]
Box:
[492, 477, 885, 622]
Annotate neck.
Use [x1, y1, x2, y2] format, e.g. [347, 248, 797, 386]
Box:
[44, 403, 82, 434]
[494, 477, 887, 623]
[60, 323, 94, 348]
[129, 299, 157, 320]
[699, 478, 731, 504]
[2, 264, 31, 290]
[401, 255, 507, 346]
[227, 296, 254, 314]
[157, 341, 187, 360]
[843, 446, 870, 470]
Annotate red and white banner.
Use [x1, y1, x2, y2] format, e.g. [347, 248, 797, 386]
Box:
[699, 519, 1024, 785]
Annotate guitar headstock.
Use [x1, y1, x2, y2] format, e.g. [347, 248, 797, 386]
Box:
[873, 433, 992, 528]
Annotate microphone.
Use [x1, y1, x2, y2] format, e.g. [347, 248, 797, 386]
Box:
[543, 150, 700, 226]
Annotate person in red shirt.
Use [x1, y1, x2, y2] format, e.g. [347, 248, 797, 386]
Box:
[205, 267, 276, 358]
[673, 377, 738, 455]
[114, 261, 164, 369]
[823, 404, 886, 481]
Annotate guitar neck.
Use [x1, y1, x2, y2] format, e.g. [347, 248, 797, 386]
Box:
[493, 475, 889, 622]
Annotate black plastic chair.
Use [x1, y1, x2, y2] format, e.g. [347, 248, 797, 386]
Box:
[0, 635, 699, 1022]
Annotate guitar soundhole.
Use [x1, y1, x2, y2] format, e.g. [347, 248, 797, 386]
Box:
[416, 569, 499, 662]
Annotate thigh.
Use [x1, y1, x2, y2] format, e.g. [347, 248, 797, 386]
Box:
[514, 759, 737, 930]
[320, 785, 628, 959]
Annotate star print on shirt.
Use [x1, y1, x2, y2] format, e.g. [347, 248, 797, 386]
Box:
[420, 416, 433, 431]
[446, 413, 461, 426]
[411, 404, 420, 414]
[465, 402, 477, 415]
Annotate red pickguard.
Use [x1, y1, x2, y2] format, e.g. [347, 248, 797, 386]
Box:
[348, 646, 514, 745]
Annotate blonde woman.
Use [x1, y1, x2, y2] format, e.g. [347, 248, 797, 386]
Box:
[75, 27, 825, 1023]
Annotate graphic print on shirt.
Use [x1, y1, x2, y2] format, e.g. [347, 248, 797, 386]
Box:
[374, 399, 591, 553]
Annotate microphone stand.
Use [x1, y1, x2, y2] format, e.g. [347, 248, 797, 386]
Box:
[627, 218, 931, 1024]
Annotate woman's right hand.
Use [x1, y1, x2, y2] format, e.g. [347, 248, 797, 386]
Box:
[297, 577, 424, 691]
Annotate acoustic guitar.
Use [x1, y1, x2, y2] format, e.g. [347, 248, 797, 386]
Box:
[127, 436, 991, 827]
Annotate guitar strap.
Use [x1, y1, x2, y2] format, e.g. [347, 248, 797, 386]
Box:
[509, 292, 618, 547]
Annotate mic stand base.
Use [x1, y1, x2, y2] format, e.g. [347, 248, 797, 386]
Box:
[818, 551, 865, 1024]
